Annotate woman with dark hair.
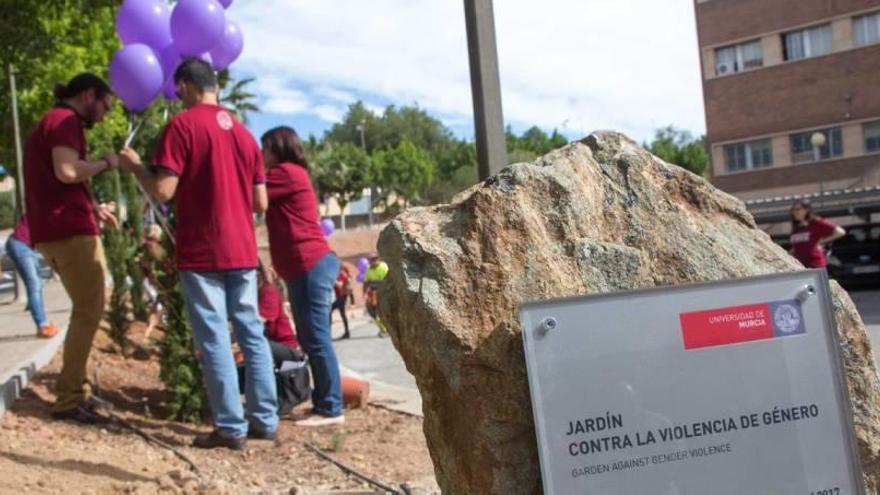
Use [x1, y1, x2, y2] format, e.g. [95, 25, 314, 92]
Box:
[789, 199, 845, 268]
[261, 126, 344, 427]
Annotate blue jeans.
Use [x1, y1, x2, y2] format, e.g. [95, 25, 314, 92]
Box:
[6, 237, 47, 328]
[287, 253, 342, 417]
[180, 269, 278, 437]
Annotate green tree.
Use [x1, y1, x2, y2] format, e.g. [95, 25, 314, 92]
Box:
[506, 126, 569, 164]
[218, 69, 259, 124]
[372, 140, 435, 209]
[312, 143, 371, 230]
[646, 126, 709, 177]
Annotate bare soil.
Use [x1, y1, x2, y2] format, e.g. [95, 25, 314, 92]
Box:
[0, 226, 438, 495]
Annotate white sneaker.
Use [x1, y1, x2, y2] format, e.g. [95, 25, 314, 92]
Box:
[294, 414, 345, 427]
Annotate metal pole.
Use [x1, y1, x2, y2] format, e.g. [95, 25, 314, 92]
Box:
[358, 121, 375, 228]
[9, 64, 24, 302]
[464, 0, 507, 181]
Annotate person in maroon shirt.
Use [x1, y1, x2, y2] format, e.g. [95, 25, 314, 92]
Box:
[789, 199, 845, 268]
[257, 263, 303, 363]
[119, 58, 277, 450]
[24, 73, 119, 424]
[261, 126, 344, 427]
[331, 265, 352, 339]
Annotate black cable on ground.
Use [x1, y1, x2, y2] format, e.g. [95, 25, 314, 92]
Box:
[304, 442, 404, 495]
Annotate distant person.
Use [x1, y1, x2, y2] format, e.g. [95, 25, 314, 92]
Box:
[5, 215, 59, 338]
[119, 58, 278, 449]
[261, 125, 344, 427]
[138, 224, 166, 342]
[25, 73, 118, 424]
[258, 263, 304, 364]
[332, 265, 352, 340]
[363, 254, 389, 337]
[789, 199, 845, 268]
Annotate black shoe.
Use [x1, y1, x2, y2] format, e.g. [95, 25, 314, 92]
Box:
[247, 421, 278, 441]
[51, 402, 111, 425]
[192, 430, 246, 450]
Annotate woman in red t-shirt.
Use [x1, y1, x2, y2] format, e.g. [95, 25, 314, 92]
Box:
[261, 126, 344, 427]
[789, 199, 845, 268]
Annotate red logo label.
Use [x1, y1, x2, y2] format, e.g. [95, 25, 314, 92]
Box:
[680, 303, 773, 350]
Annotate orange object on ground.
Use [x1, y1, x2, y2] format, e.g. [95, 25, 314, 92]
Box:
[38, 322, 60, 338]
[341, 375, 370, 409]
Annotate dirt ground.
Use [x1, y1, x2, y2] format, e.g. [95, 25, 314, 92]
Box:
[0, 226, 439, 495]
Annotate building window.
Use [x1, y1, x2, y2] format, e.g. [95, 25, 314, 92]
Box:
[723, 139, 773, 172]
[783, 24, 832, 61]
[865, 121, 880, 152]
[714, 40, 763, 75]
[854, 12, 880, 47]
[790, 128, 843, 163]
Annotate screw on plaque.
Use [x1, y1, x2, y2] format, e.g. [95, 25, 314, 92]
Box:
[539, 317, 557, 334]
[795, 284, 816, 304]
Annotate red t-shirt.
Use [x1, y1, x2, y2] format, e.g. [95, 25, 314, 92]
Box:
[265, 163, 331, 280]
[790, 218, 837, 268]
[153, 104, 265, 271]
[24, 106, 99, 244]
[259, 282, 299, 349]
[334, 268, 351, 298]
[11, 216, 31, 246]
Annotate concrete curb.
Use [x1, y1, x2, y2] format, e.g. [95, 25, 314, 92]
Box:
[0, 327, 68, 420]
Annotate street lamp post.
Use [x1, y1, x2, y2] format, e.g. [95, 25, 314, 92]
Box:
[811, 132, 827, 204]
[356, 121, 375, 228]
[8, 64, 24, 302]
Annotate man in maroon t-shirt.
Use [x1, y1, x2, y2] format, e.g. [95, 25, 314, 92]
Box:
[24, 73, 119, 424]
[119, 58, 277, 450]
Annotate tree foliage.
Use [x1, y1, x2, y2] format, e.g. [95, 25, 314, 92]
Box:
[372, 140, 435, 208]
[645, 126, 709, 177]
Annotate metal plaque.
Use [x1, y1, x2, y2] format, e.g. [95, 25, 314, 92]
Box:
[521, 270, 865, 494]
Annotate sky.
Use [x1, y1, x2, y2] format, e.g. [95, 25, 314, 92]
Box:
[227, 0, 706, 144]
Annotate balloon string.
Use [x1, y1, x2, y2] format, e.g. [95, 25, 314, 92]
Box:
[122, 112, 176, 246]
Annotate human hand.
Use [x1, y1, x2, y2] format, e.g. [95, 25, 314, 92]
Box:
[102, 152, 119, 170]
[118, 147, 142, 172]
[96, 203, 119, 230]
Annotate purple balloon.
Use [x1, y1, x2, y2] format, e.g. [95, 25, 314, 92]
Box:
[170, 0, 226, 56]
[158, 43, 214, 80]
[357, 257, 369, 273]
[209, 19, 243, 70]
[162, 77, 178, 100]
[116, 0, 172, 50]
[109, 44, 164, 112]
[218, 0, 233, 7]
[356, 272, 365, 283]
[320, 219, 335, 237]
[157, 43, 181, 80]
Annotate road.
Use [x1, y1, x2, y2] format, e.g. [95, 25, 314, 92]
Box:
[847, 287, 880, 365]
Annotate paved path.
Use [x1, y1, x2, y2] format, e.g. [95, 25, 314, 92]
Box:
[0, 280, 70, 419]
[331, 312, 422, 416]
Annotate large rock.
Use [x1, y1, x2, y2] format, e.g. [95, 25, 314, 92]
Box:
[377, 132, 880, 493]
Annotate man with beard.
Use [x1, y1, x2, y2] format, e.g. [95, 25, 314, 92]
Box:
[24, 73, 119, 423]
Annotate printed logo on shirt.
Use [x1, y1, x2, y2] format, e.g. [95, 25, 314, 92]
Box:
[790, 232, 810, 244]
[216, 111, 234, 131]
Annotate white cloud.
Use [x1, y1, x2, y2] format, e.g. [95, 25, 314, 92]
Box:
[229, 0, 705, 141]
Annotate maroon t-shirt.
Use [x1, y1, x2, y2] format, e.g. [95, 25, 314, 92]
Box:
[265, 163, 331, 280]
[259, 282, 299, 349]
[24, 106, 99, 244]
[153, 104, 265, 271]
[790, 218, 836, 268]
[11, 216, 31, 246]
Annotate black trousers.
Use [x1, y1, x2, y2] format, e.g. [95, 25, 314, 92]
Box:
[330, 295, 349, 333]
